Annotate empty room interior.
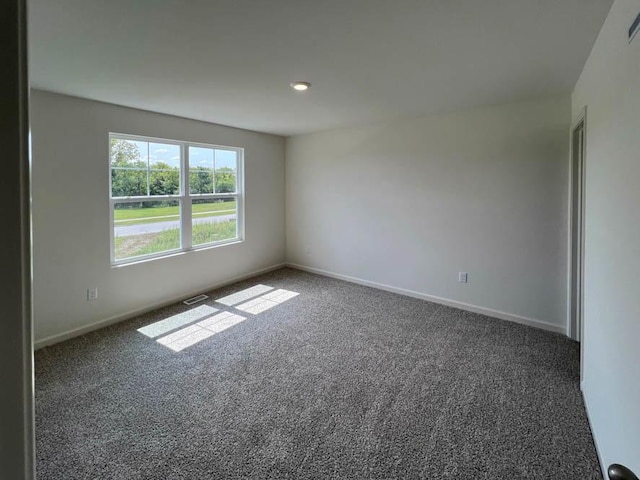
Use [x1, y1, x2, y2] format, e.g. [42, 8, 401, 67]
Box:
[13, 0, 640, 478]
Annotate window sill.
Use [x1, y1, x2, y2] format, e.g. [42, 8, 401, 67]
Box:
[111, 238, 243, 268]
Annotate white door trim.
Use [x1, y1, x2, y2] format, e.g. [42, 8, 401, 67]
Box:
[568, 107, 587, 380]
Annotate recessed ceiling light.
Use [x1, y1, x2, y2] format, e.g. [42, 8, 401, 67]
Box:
[290, 81, 311, 91]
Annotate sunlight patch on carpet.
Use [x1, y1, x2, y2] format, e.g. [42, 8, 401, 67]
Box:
[236, 289, 299, 315]
[156, 311, 247, 352]
[215, 284, 274, 306]
[137, 305, 219, 338]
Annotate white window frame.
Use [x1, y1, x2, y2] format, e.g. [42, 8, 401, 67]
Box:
[109, 132, 244, 266]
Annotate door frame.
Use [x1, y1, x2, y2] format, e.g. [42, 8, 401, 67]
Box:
[0, 0, 35, 477]
[568, 107, 587, 376]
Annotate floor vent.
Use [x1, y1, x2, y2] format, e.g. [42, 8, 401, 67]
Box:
[183, 294, 209, 306]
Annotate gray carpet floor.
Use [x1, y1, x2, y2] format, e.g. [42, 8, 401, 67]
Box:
[35, 267, 601, 479]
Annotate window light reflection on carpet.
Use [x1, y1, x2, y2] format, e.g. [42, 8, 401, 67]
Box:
[235, 289, 300, 314]
[137, 305, 219, 338]
[136, 284, 300, 352]
[157, 311, 247, 352]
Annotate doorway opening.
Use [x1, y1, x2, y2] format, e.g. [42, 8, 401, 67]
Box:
[570, 114, 586, 349]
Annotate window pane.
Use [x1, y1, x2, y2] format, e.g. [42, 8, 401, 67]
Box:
[192, 198, 237, 246]
[149, 143, 180, 196]
[214, 149, 237, 193]
[110, 138, 148, 197]
[113, 200, 181, 260]
[189, 146, 214, 194]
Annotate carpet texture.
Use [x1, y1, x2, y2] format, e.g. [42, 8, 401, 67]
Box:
[35, 268, 601, 479]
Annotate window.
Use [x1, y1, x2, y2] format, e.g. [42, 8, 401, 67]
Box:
[109, 133, 243, 264]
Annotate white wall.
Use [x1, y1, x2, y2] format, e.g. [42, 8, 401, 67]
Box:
[572, 0, 640, 474]
[31, 90, 285, 344]
[286, 96, 571, 330]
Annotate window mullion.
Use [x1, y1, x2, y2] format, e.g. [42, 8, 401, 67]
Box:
[181, 143, 192, 249]
[236, 193, 243, 241]
[146, 141, 150, 196]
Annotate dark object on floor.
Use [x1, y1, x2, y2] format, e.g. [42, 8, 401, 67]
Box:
[36, 268, 601, 479]
[609, 464, 639, 480]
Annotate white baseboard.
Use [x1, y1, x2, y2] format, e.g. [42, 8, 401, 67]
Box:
[36, 261, 565, 349]
[581, 383, 607, 480]
[34, 263, 286, 349]
[286, 262, 565, 335]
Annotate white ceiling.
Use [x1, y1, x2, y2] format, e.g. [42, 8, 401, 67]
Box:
[29, 0, 612, 136]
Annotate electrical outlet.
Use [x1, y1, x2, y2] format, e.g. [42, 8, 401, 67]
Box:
[458, 272, 468, 283]
[87, 288, 98, 301]
[305, 246, 312, 254]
